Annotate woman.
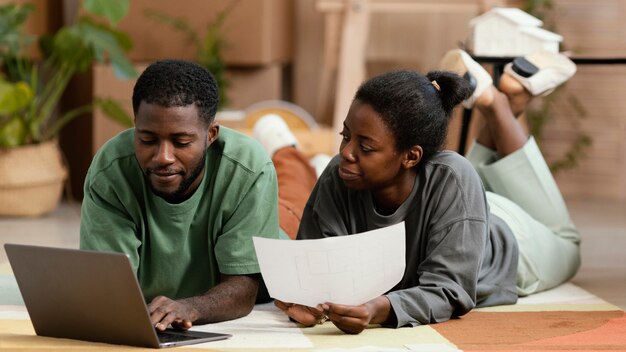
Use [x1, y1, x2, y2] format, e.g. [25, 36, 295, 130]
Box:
[274, 50, 581, 334]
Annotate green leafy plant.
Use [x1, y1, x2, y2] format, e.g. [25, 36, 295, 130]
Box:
[525, 85, 591, 172]
[144, 0, 238, 109]
[523, 0, 591, 173]
[524, 0, 555, 31]
[0, 0, 136, 148]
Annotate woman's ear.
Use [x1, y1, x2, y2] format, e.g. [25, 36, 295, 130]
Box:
[403, 145, 423, 169]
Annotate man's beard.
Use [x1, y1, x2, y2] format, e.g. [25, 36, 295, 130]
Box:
[147, 155, 206, 204]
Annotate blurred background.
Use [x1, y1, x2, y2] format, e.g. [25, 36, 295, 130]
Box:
[3, 0, 625, 202]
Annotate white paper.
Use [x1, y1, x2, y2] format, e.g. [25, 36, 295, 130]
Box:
[190, 303, 313, 349]
[253, 222, 406, 307]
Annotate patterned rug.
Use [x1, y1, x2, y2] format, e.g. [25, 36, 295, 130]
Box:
[433, 310, 626, 351]
[0, 281, 624, 351]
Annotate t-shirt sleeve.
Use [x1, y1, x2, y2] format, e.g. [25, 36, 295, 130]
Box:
[80, 173, 142, 273]
[214, 161, 281, 275]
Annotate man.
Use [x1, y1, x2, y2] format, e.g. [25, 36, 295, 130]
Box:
[80, 60, 285, 330]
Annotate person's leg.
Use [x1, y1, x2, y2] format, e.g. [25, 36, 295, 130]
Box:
[473, 73, 533, 151]
[498, 73, 534, 118]
[272, 147, 317, 239]
[474, 86, 528, 157]
[481, 141, 581, 295]
[466, 84, 528, 190]
[253, 114, 318, 240]
[464, 139, 499, 192]
[462, 49, 576, 161]
[488, 194, 580, 296]
[467, 63, 580, 295]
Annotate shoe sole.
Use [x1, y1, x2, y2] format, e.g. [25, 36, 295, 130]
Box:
[439, 49, 492, 108]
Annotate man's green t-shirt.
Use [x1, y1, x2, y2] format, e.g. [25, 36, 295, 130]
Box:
[80, 127, 284, 301]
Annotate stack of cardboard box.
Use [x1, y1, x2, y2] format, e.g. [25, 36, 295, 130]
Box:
[61, 0, 294, 199]
[116, 0, 293, 109]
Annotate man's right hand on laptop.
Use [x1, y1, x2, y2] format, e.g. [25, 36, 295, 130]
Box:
[148, 296, 198, 331]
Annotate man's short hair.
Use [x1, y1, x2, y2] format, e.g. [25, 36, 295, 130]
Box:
[132, 60, 219, 125]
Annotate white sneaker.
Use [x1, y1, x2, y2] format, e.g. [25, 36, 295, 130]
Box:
[439, 49, 493, 108]
[252, 114, 298, 157]
[309, 153, 332, 178]
[504, 50, 576, 96]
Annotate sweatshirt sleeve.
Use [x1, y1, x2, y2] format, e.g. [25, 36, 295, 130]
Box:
[381, 155, 491, 328]
[385, 218, 488, 327]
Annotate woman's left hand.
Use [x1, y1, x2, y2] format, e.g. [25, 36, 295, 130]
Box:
[324, 296, 391, 334]
[274, 300, 326, 326]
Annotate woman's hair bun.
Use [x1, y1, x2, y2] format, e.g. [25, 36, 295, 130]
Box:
[426, 70, 473, 115]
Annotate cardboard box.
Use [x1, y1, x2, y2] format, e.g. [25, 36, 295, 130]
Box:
[114, 0, 293, 65]
[225, 64, 288, 110]
[91, 63, 141, 152]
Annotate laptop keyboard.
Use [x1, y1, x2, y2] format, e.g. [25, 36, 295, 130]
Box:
[157, 330, 203, 343]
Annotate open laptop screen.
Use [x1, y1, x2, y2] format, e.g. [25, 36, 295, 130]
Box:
[5, 243, 231, 348]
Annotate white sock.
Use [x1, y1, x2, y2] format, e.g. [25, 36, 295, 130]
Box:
[252, 114, 298, 157]
[309, 153, 332, 178]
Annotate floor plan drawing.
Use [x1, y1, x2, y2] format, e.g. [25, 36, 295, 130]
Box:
[254, 222, 406, 306]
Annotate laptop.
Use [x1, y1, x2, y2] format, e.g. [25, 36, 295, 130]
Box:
[4, 243, 232, 348]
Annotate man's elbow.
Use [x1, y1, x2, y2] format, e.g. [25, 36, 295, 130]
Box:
[223, 273, 260, 319]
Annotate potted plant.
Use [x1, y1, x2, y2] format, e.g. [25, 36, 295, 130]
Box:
[0, 0, 136, 216]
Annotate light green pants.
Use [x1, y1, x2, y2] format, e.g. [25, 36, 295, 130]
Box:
[466, 137, 581, 296]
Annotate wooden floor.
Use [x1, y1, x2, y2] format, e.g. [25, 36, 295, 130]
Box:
[1, 198, 625, 310]
[566, 198, 626, 309]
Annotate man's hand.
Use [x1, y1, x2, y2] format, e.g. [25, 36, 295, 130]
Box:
[148, 296, 200, 331]
[324, 296, 391, 334]
[274, 300, 326, 326]
[149, 274, 259, 330]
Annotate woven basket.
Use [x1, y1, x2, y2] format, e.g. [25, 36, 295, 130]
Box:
[0, 140, 67, 217]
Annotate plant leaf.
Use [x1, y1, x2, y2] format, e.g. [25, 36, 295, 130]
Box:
[0, 3, 35, 56]
[0, 80, 33, 115]
[0, 116, 26, 148]
[44, 104, 93, 140]
[144, 8, 199, 45]
[76, 20, 137, 78]
[83, 0, 130, 27]
[94, 97, 133, 127]
[52, 27, 93, 72]
[0, 1, 136, 146]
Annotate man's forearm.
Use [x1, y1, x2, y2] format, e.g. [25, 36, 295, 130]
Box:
[179, 273, 260, 324]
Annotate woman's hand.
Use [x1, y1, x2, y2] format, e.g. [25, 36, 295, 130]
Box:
[274, 300, 326, 326]
[324, 296, 391, 334]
